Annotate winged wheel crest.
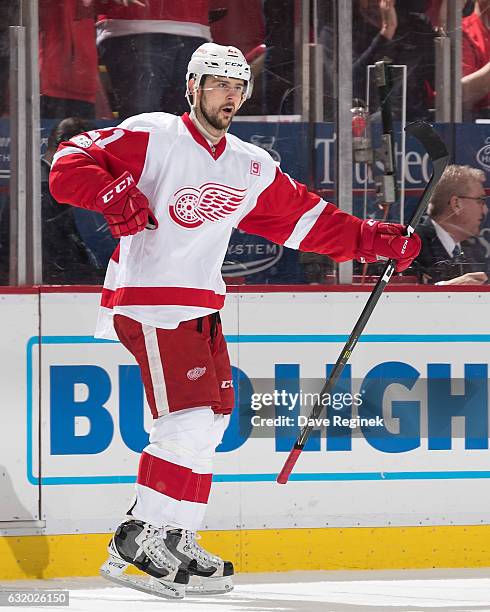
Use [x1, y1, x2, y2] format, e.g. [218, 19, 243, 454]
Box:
[169, 183, 247, 229]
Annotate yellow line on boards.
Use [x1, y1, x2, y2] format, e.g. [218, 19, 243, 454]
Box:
[0, 526, 489, 580]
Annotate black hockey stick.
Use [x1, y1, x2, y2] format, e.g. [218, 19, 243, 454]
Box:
[277, 121, 449, 484]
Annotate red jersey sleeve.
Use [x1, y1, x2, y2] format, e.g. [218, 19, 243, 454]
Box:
[49, 126, 150, 210]
[237, 167, 362, 261]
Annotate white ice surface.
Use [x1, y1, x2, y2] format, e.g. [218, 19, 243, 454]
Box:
[1, 571, 490, 611]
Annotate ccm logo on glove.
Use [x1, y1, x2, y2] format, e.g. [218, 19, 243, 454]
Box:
[355, 219, 421, 272]
[101, 174, 135, 204]
[96, 171, 158, 238]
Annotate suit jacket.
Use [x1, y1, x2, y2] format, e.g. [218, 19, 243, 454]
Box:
[414, 217, 489, 283]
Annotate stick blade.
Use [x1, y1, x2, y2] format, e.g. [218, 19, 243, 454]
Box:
[405, 121, 448, 162]
[276, 447, 302, 484]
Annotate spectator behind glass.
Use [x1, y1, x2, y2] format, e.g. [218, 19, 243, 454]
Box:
[262, 0, 295, 115]
[209, 0, 266, 115]
[351, 0, 436, 122]
[42, 118, 103, 284]
[39, 0, 98, 119]
[0, 1, 19, 117]
[413, 164, 490, 285]
[425, 0, 445, 27]
[462, 0, 490, 119]
[299, 252, 334, 284]
[427, 0, 475, 29]
[96, 0, 210, 118]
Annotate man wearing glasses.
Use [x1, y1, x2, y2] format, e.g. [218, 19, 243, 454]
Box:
[414, 164, 489, 285]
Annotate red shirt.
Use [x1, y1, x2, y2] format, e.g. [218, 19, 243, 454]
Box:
[209, 0, 264, 57]
[425, 0, 444, 28]
[39, 0, 97, 103]
[463, 12, 490, 111]
[96, 0, 208, 23]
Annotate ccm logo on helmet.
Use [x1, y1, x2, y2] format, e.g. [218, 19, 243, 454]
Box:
[102, 174, 134, 204]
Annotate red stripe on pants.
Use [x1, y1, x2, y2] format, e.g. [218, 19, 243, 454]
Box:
[138, 452, 212, 504]
[182, 472, 212, 504]
[138, 452, 192, 500]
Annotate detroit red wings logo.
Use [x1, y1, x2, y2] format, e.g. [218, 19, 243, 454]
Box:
[168, 183, 247, 229]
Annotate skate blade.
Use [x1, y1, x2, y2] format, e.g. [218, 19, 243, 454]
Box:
[100, 557, 185, 600]
[186, 575, 234, 596]
[100, 570, 185, 599]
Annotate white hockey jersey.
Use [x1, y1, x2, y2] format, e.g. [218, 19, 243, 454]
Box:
[50, 112, 362, 339]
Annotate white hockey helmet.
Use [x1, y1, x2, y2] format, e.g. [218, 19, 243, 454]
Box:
[186, 43, 253, 105]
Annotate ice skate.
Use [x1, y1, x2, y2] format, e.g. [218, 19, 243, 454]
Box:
[100, 519, 189, 599]
[163, 528, 234, 595]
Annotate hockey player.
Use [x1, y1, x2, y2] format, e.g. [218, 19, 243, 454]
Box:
[49, 43, 421, 599]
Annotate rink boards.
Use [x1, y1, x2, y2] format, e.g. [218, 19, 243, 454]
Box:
[1, 286, 490, 578]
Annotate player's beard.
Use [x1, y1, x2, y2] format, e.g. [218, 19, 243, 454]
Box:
[199, 98, 235, 131]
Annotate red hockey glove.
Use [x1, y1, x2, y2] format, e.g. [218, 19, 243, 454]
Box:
[355, 219, 421, 272]
[95, 171, 157, 238]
